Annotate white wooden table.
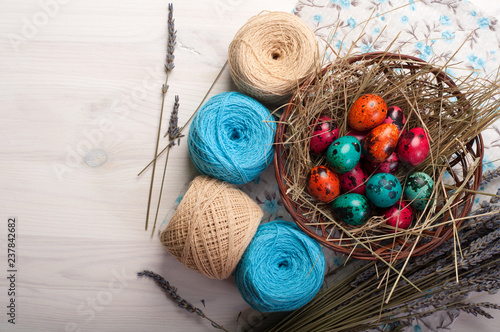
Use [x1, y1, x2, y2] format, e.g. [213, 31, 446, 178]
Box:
[1, 0, 499, 331]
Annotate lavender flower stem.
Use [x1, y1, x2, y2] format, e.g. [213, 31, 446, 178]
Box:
[138, 270, 228, 331]
[151, 96, 180, 236]
[144, 3, 176, 231]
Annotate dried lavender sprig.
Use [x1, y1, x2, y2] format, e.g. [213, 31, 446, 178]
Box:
[412, 240, 454, 267]
[461, 212, 498, 238]
[165, 3, 176, 73]
[451, 303, 494, 319]
[163, 95, 184, 144]
[481, 166, 500, 186]
[151, 96, 182, 236]
[476, 302, 500, 310]
[144, 3, 177, 231]
[486, 214, 500, 229]
[388, 302, 496, 329]
[138, 270, 228, 331]
[459, 230, 500, 270]
[462, 240, 500, 270]
[166, 96, 180, 141]
[411, 256, 450, 281]
[491, 187, 500, 204]
[350, 262, 385, 288]
[378, 301, 499, 332]
[400, 261, 500, 312]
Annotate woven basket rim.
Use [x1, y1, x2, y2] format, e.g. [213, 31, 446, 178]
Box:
[274, 52, 484, 261]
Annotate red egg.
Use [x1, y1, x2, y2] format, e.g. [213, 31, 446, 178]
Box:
[307, 166, 341, 202]
[339, 163, 368, 195]
[310, 116, 339, 154]
[348, 94, 387, 131]
[396, 127, 430, 166]
[346, 129, 368, 142]
[361, 123, 399, 164]
[382, 106, 406, 132]
[384, 201, 413, 231]
[363, 152, 400, 175]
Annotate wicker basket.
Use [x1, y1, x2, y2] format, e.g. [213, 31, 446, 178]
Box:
[274, 52, 484, 261]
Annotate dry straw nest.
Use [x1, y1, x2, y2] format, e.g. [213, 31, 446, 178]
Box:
[274, 52, 500, 261]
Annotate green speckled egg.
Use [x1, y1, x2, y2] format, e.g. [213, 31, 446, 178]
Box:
[404, 172, 434, 210]
[331, 193, 372, 226]
[326, 136, 361, 174]
[366, 173, 402, 208]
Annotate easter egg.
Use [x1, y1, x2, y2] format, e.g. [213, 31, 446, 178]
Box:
[363, 152, 400, 175]
[326, 136, 361, 174]
[361, 123, 399, 164]
[346, 129, 367, 142]
[404, 172, 434, 210]
[348, 94, 387, 131]
[366, 173, 402, 208]
[383, 201, 413, 231]
[310, 116, 339, 154]
[331, 193, 372, 226]
[396, 127, 430, 166]
[382, 106, 406, 132]
[339, 163, 367, 195]
[307, 166, 341, 202]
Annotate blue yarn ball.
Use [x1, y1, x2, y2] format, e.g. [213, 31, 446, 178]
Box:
[187, 92, 276, 185]
[234, 220, 326, 312]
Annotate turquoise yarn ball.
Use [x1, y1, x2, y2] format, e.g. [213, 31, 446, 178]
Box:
[234, 220, 326, 312]
[187, 92, 276, 185]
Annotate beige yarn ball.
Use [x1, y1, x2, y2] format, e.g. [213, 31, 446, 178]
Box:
[228, 11, 319, 105]
[160, 176, 263, 280]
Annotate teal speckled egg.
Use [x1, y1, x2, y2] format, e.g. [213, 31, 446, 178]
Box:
[404, 172, 434, 210]
[366, 173, 402, 208]
[326, 136, 361, 174]
[331, 193, 372, 226]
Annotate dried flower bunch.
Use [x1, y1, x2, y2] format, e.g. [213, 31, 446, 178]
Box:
[265, 191, 500, 332]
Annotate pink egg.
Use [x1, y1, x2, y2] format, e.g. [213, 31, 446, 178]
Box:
[310, 116, 339, 154]
[384, 201, 413, 231]
[363, 152, 400, 175]
[382, 106, 406, 132]
[396, 127, 430, 166]
[339, 163, 368, 195]
[346, 129, 368, 142]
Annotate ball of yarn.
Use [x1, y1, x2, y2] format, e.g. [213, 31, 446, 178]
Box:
[228, 11, 318, 105]
[187, 92, 276, 185]
[234, 220, 325, 312]
[160, 176, 263, 280]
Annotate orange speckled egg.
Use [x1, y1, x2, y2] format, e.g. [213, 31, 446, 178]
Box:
[362, 123, 399, 163]
[307, 166, 341, 203]
[348, 94, 388, 131]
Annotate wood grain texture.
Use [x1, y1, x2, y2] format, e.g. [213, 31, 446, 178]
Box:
[0, 0, 499, 331]
[0, 0, 294, 331]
